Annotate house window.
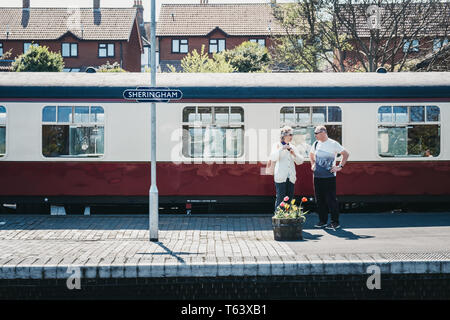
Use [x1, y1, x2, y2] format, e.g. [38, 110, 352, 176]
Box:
[403, 39, 419, 53]
[182, 106, 244, 158]
[209, 39, 226, 53]
[433, 38, 448, 52]
[24, 42, 39, 53]
[0, 106, 6, 157]
[172, 39, 188, 53]
[63, 68, 81, 72]
[280, 106, 343, 157]
[42, 106, 105, 158]
[62, 43, 78, 57]
[0, 43, 3, 57]
[99, 43, 114, 57]
[250, 39, 266, 47]
[377, 106, 440, 158]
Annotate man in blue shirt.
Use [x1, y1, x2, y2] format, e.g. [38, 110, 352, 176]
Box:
[309, 126, 350, 230]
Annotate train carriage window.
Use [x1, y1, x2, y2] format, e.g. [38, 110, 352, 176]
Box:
[90, 106, 105, 123]
[0, 106, 6, 157]
[280, 106, 342, 157]
[182, 106, 244, 158]
[42, 106, 104, 158]
[312, 107, 326, 124]
[377, 105, 440, 158]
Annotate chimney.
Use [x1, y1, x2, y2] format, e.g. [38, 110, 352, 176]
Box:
[23, 0, 30, 9]
[94, 0, 100, 11]
[200, 0, 209, 4]
[133, 0, 146, 39]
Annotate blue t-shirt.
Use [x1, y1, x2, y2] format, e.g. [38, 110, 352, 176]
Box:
[311, 138, 345, 178]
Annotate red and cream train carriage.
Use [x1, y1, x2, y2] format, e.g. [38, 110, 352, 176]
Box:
[0, 72, 449, 214]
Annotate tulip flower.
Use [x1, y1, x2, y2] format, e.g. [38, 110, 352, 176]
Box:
[280, 202, 285, 207]
[302, 197, 308, 203]
[291, 199, 296, 205]
[284, 196, 289, 202]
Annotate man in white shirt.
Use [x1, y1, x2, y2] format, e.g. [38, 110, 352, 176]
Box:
[309, 125, 349, 230]
[270, 126, 304, 211]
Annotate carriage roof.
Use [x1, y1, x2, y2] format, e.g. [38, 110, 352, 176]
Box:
[0, 72, 449, 100]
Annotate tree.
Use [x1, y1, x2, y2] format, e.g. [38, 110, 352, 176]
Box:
[0, 49, 13, 72]
[219, 41, 272, 72]
[333, 0, 449, 72]
[272, 0, 449, 72]
[12, 45, 64, 72]
[168, 45, 236, 73]
[271, 1, 353, 72]
[97, 61, 126, 72]
[0, 49, 12, 60]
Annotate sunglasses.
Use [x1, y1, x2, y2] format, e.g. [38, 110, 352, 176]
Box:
[314, 131, 324, 135]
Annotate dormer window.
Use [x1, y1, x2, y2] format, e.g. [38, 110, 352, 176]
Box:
[209, 39, 225, 53]
[62, 43, 78, 57]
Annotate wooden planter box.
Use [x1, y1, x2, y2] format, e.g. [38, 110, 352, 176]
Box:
[272, 217, 303, 241]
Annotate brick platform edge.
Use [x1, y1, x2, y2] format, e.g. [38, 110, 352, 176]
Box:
[1, 254, 450, 280]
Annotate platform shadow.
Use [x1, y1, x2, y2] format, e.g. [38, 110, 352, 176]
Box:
[136, 242, 200, 264]
[301, 231, 323, 241]
[323, 227, 374, 240]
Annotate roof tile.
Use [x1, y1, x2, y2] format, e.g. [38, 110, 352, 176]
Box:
[156, 4, 286, 36]
[0, 8, 137, 40]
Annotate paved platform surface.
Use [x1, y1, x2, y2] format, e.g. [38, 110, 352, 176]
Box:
[0, 212, 449, 279]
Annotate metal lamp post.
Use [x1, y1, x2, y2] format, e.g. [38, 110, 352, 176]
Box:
[149, 0, 158, 242]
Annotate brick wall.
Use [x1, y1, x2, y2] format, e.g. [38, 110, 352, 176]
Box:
[338, 36, 437, 71]
[1, 21, 142, 72]
[1, 274, 449, 299]
[159, 29, 274, 62]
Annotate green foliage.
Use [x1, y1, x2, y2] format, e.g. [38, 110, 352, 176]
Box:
[0, 49, 12, 60]
[171, 45, 236, 73]
[97, 61, 126, 73]
[12, 45, 64, 72]
[219, 41, 272, 72]
[271, 1, 353, 72]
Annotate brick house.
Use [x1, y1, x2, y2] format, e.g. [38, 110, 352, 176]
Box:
[336, 2, 449, 71]
[156, 2, 287, 72]
[0, 0, 144, 72]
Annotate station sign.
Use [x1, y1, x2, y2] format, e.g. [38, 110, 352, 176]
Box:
[123, 87, 183, 102]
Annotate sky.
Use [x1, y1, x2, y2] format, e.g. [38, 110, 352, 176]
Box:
[3, 0, 295, 22]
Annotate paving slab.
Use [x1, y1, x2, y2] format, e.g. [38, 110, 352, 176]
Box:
[0, 213, 448, 280]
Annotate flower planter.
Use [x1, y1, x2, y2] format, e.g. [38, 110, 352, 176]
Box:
[272, 217, 303, 241]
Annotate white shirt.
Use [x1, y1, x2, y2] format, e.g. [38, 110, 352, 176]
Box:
[269, 142, 304, 183]
[310, 138, 345, 178]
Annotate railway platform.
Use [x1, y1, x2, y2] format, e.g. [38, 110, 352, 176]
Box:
[0, 212, 449, 299]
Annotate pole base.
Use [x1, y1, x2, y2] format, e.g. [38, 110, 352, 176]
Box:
[150, 238, 159, 242]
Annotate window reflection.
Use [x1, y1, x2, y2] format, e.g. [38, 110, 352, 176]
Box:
[281, 106, 343, 157]
[42, 106, 105, 158]
[378, 106, 440, 158]
[182, 106, 244, 158]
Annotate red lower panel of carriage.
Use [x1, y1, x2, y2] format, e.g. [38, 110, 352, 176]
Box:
[0, 161, 449, 198]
